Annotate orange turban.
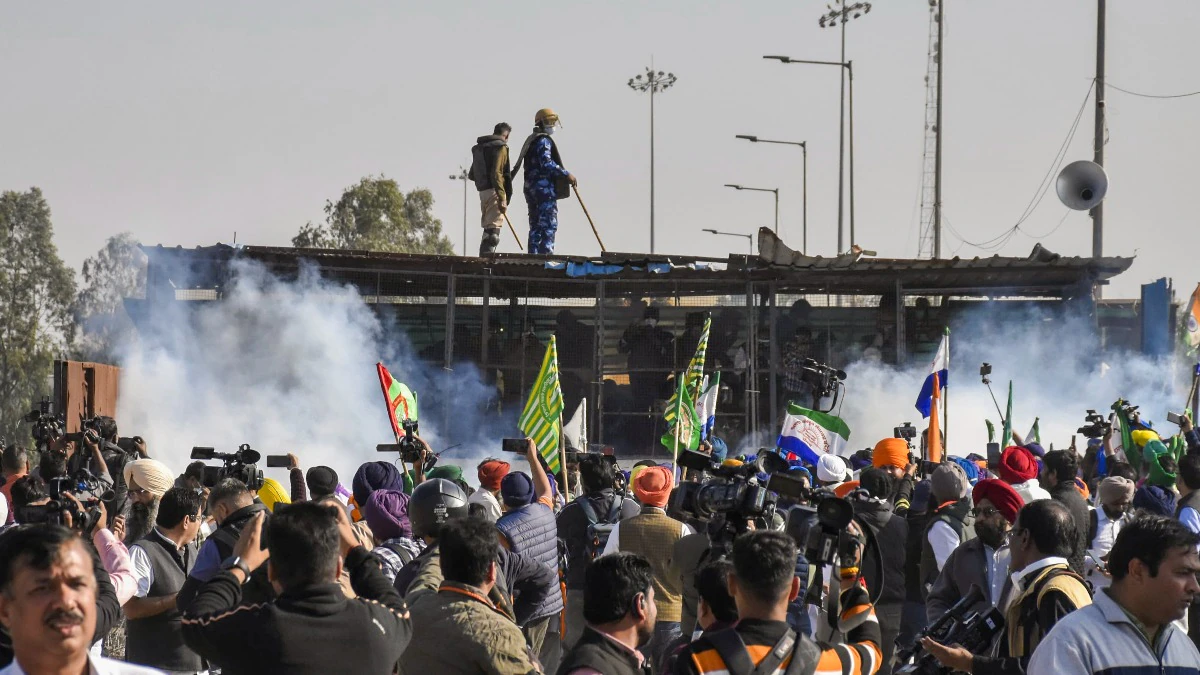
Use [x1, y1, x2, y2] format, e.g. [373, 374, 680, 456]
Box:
[872, 438, 910, 470]
[634, 466, 673, 508]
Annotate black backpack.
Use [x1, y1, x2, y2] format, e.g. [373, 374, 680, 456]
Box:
[378, 540, 416, 567]
[705, 627, 821, 675]
[576, 494, 623, 561]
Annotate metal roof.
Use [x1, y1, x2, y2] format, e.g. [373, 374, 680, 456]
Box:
[141, 228, 1133, 299]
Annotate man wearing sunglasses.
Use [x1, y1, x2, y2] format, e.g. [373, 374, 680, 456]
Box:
[126, 487, 207, 674]
[926, 479, 1024, 624]
[923, 498, 1091, 674]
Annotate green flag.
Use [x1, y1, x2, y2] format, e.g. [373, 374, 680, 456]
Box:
[1029, 417, 1041, 445]
[519, 336, 565, 473]
[664, 316, 711, 426]
[985, 420, 996, 444]
[661, 374, 701, 455]
[1112, 400, 1138, 469]
[1002, 381, 1013, 447]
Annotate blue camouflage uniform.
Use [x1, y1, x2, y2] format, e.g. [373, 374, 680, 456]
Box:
[523, 136, 570, 255]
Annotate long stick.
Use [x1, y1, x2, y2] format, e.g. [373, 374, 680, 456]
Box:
[572, 186, 607, 252]
[501, 213, 525, 250]
[558, 409, 570, 499]
[942, 328, 950, 454]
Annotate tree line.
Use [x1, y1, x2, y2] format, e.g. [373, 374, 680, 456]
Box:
[0, 176, 454, 442]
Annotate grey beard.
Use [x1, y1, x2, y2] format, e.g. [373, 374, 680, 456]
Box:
[125, 497, 160, 545]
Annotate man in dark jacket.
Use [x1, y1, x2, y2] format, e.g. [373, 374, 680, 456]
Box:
[469, 122, 513, 255]
[558, 453, 640, 647]
[558, 552, 657, 675]
[400, 517, 541, 675]
[920, 463, 975, 599]
[177, 478, 272, 608]
[1043, 449, 1090, 575]
[926, 480, 1023, 623]
[923, 498, 1091, 675]
[855, 468, 909, 673]
[180, 502, 411, 675]
[496, 439, 564, 666]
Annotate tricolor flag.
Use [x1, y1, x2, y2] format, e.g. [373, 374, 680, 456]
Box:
[695, 373, 721, 441]
[562, 399, 587, 451]
[915, 333, 949, 418]
[519, 336, 565, 474]
[777, 403, 851, 465]
[927, 372, 943, 463]
[376, 362, 418, 438]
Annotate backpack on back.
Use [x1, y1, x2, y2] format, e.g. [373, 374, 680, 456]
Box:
[576, 494, 623, 561]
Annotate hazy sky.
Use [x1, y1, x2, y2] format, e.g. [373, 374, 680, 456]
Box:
[4, 0, 1198, 299]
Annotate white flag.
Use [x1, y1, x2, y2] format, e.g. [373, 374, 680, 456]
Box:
[563, 399, 587, 451]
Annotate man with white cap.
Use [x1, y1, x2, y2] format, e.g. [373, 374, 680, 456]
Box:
[815, 454, 850, 489]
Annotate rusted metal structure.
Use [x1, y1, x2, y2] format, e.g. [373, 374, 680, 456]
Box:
[130, 229, 1132, 455]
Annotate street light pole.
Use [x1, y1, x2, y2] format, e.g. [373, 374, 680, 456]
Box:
[765, 53, 859, 253]
[449, 168, 469, 256]
[628, 66, 678, 254]
[735, 135, 808, 252]
[702, 228, 754, 254]
[724, 184, 780, 235]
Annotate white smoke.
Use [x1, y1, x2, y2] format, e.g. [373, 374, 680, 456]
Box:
[837, 304, 1188, 458]
[117, 260, 521, 485]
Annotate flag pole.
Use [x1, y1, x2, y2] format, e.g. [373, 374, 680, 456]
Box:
[942, 326, 950, 456]
[674, 373, 683, 486]
[558, 409, 570, 500]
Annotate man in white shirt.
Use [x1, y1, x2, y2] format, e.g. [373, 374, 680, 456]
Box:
[466, 459, 508, 523]
[0, 525, 161, 675]
[1087, 476, 1134, 589]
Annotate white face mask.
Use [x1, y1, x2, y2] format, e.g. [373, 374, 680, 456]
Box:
[543, 126, 556, 136]
[645, 319, 657, 327]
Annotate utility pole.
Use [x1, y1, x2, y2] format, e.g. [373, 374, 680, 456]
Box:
[934, 0, 944, 259]
[449, 168, 469, 256]
[1092, 0, 1106, 263]
[628, 66, 678, 254]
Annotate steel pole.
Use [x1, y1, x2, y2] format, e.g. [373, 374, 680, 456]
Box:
[462, 174, 468, 256]
[837, 17, 846, 254]
[1092, 0, 1106, 264]
[934, 1, 944, 259]
[847, 61, 856, 248]
[773, 190, 779, 234]
[650, 85, 656, 254]
[802, 144, 808, 253]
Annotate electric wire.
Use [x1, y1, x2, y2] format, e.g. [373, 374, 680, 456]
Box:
[1107, 82, 1200, 99]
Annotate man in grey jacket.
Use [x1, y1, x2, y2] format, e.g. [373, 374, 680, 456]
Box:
[1029, 515, 1200, 673]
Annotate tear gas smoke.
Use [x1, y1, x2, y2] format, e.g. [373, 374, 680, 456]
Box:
[118, 261, 524, 486]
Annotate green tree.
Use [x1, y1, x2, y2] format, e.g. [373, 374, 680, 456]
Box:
[292, 175, 455, 255]
[0, 188, 77, 443]
[74, 232, 146, 364]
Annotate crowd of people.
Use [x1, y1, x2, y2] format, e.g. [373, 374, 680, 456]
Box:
[1, 409, 1200, 674]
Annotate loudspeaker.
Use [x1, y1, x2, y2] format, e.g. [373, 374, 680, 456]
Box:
[1056, 160, 1108, 211]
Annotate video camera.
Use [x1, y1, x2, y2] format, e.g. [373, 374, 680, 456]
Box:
[24, 398, 64, 446]
[190, 445, 264, 491]
[799, 358, 847, 412]
[16, 469, 113, 533]
[377, 419, 437, 472]
[894, 584, 1005, 675]
[1077, 409, 1113, 439]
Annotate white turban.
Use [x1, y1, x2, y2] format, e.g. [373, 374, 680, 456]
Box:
[123, 459, 174, 497]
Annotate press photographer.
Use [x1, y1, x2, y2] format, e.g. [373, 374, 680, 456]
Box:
[673, 529, 881, 675]
[918, 499, 1090, 675]
[178, 477, 273, 608]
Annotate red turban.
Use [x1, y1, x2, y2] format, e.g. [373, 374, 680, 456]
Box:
[477, 460, 510, 491]
[872, 438, 910, 470]
[972, 479, 1024, 525]
[998, 446, 1038, 484]
[634, 466, 674, 508]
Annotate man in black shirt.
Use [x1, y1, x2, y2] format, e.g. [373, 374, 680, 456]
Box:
[180, 502, 411, 674]
[1043, 449, 1090, 575]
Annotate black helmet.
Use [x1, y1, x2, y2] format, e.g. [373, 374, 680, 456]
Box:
[409, 478, 469, 539]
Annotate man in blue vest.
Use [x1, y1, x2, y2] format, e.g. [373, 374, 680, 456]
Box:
[496, 438, 564, 669]
[513, 108, 577, 255]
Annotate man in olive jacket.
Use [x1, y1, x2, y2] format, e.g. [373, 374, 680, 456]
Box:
[400, 517, 540, 674]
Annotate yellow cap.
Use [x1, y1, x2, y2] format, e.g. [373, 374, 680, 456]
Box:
[535, 108, 560, 126]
